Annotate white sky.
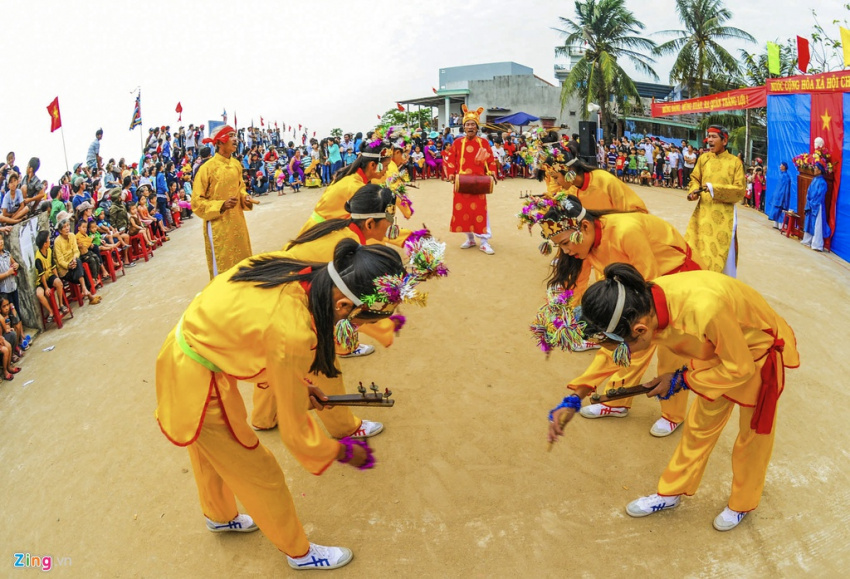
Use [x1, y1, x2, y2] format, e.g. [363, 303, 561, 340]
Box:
[0, 0, 846, 179]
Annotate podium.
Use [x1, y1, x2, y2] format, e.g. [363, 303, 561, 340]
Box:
[796, 167, 835, 251]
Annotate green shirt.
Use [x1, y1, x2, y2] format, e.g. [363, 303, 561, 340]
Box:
[49, 199, 66, 225]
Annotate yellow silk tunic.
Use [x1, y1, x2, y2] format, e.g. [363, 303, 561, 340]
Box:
[652, 272, 799, 406]
[298, 170, 367, 235]
[572, 213, 704, 304]
[155, 263, 340, 475]
[568, 215, 704, 422]
[568, 170, 648, 213]
[685, 150, 745, 273]
[191, 153, 253, 280]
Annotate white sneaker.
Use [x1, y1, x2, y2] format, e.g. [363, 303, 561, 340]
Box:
[349, 419, 383, 439]
[339, 344, 375, 358]
[713, 507, 748, 531]
[571, 341, 601, 352]
[650, 418, 681, 438]
[205, 513, 258, 533]
[460, 238, 476, 249]
[626, 493, 681, 518]
[479, 242, 495, 255]
[287, 543, 353, 570]
[579, 403, 629, 419]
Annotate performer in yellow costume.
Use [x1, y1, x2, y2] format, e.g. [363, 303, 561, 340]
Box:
[191, 125, 254, 279]
[251, 185, 435, 431]
[543, 144, 648, 212]
[525, 195, 703, 436]
[560, 263, 798, 531]
[685, 125, 746, 276]
[298, 140, 390, 235]
[156, 241, 430, 569]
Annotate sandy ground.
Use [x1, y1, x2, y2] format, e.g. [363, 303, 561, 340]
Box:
[2, 175, 850, 578]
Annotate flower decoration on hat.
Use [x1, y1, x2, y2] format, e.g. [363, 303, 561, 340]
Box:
[385, 173, 414, 219]
[517, 193, 586, 255]
[529, 288, 586, 357]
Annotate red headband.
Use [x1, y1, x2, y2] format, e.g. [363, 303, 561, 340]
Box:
[203, 125, 235, 145]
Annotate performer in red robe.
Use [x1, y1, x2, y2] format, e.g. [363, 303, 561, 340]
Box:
[443, 105, 498, 254]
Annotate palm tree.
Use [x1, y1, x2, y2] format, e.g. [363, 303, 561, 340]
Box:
[555, 0, 658, 136]
[655, 0, 756, 97]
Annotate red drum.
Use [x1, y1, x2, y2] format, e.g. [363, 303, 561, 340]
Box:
[454, 175, 493, 195]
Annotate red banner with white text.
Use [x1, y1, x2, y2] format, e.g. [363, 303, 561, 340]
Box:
[651, 87, 767, 117]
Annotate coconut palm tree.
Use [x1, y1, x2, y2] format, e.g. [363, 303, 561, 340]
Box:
[655, 0, 756, 97]
[555, 0, 658, 136]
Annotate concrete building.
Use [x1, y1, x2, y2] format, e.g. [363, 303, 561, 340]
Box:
[400, 61, 584, 133]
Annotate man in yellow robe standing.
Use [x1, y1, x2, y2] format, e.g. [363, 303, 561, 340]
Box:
[685, 125, 745, 276]
[192, 125, 254, 279]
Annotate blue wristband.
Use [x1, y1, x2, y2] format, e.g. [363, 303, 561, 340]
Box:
[548, 394, 582, 421]
[657, 367, 689, 401]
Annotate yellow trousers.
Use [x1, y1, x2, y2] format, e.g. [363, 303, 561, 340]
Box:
[571, 344, 689, 423]
[657, 395, 776, 512]
[188, 395, 311, 558]
[252, 375, 361, 436]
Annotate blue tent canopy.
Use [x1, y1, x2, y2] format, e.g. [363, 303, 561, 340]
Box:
[493, 112, 540, 126]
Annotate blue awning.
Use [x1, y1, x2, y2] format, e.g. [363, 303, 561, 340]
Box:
[493, 112, 540, 126]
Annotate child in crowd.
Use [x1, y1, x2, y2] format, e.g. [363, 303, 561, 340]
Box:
[0, 296, 20, 380]
[0, 235, 21, 314]
[627, 150, 638, 183]
[753, 167, 766, 212]
[411, 146, 424, 177]
[76, 218, 108, 281]
[663, 162, 672, 187]
[343, 148, 357, 166]
[128, 204, 156, 248]
[1, 295, 26, 356]
[49, 186, 66, 226]
[607, 146, 618, 174]
[615, 153, 626, 181]
[34, 230, 70, 321]
[744, 168, 754, 207]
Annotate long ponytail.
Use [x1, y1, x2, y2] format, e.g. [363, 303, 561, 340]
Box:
[230, 239, 404, 377]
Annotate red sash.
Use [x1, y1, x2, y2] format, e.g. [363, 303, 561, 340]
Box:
[750, 329, 785, 435]
[663, 245, 701, 276]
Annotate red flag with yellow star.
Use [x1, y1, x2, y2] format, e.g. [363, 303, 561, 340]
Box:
[810, 93, 842, 244]
[47, 97, 61, 132]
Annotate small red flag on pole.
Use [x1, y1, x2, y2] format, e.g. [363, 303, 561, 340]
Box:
[397, 103, 405, 112]
[175, 102, 183, 121]
[432, 87, 438, 94]
[47, 97, 62, 132]
[377, 114, 382, 120]
[260, 116, 264, 126]
[797, 36, 810, 73]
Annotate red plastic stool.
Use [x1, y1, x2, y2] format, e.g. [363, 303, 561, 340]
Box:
[39, 287, 72, 329]
[781, 211, 802, 239]
[129, 233, 152, 262]
[100, 248, 125, 283]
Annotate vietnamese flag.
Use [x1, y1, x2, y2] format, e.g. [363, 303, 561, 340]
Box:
[260, 116, 264, 127]
[175, 102, 183, 121]
[377, 114, 381, 120]
[397, 103, 405, 112]
[810, 93, 843, 248]
[47, 97, 61, 132]
[797, 36, 810, 73]
[432, 87, 437, 94]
